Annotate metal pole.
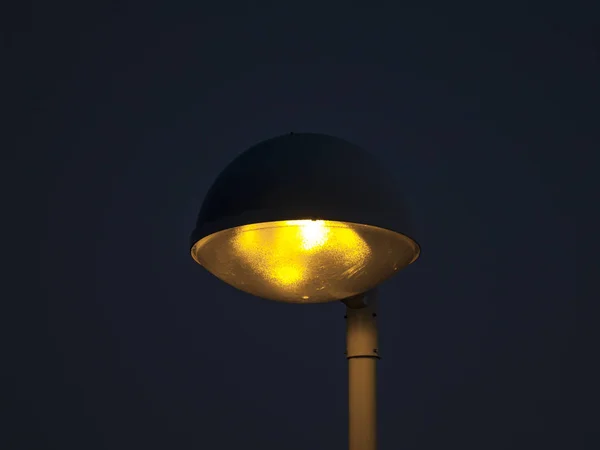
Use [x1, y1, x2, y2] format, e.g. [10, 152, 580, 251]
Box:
[343, 290, 379, 450]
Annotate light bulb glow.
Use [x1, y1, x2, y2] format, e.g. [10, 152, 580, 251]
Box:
[286, 220, 330, 250]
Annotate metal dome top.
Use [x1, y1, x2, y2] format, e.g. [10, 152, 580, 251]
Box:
[190, 133, 417, 248]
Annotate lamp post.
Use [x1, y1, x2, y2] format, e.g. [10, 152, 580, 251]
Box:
[190, 133, 420, 450]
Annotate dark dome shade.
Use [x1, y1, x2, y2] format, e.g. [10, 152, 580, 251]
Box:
[191, 133, 417, 244]
[190, 133, 420, 303]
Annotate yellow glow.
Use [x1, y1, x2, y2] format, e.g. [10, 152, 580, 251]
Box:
[231, 220, 369, 288]
[272, 265, 304, 286]
[191, 219, 420, 303]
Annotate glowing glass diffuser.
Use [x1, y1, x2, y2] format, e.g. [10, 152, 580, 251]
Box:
[192, 219, 419, 303]
[190, 133, 420, 303]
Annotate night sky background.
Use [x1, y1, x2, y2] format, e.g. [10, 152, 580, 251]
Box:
[5, 2, 595, 449]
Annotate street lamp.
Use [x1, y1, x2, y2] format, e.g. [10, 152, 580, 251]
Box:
[190, 133, 420, 450]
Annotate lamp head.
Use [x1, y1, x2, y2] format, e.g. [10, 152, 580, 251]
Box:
[190, 133, 419, 303]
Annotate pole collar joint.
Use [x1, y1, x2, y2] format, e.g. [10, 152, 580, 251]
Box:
[343, 290, 380, 360]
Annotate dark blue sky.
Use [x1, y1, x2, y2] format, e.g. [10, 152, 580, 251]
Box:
[5, 2, 594, 449]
